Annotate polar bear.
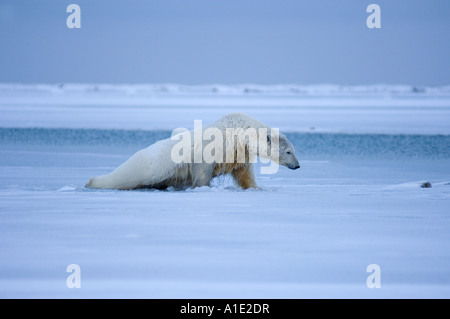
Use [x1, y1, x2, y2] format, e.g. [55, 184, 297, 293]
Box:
[86, 113, 300, 190]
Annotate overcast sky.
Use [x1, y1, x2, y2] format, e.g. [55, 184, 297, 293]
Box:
[0, 0, 449, 85]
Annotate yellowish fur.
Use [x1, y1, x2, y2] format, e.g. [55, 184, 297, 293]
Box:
[86, 113, 299, 190]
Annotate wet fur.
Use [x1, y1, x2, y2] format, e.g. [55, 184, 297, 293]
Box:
[86, 113, 298, 190]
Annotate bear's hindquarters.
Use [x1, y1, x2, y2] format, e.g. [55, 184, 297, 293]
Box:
[86, 143, 177, 190]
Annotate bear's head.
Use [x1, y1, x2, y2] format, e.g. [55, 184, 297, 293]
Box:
[267, 132, 300, 170]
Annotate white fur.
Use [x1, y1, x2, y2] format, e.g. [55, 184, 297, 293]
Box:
[86, 113, 299, 190]
[87, 139, 179, 190]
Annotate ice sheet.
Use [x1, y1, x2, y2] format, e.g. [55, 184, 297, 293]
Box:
[1, 83, 450, 134]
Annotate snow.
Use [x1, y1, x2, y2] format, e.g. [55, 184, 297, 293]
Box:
[1, 83, 450, 134]
[0, 84, 450, 298]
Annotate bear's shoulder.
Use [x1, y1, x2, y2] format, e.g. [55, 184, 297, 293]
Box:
[214, 113, 268, 130]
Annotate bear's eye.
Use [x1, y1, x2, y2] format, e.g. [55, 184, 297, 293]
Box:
[286, 151, 291, 155]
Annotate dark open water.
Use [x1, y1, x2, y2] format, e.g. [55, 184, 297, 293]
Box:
[1, 128, 449, 160]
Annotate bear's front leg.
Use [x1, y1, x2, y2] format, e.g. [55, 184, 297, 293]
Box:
[191, 163, 215, 188]
[231, 164, 258, 189]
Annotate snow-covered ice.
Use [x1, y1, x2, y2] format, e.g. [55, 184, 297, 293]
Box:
[0, 84, 450, 298]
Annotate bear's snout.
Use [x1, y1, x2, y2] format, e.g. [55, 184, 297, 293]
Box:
[286, 163, 300, 170]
